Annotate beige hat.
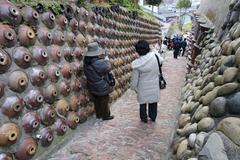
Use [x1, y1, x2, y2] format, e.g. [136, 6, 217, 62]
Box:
[85, 42, 105, 57]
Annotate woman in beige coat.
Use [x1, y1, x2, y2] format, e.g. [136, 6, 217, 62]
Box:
[131, 40, 163, 123]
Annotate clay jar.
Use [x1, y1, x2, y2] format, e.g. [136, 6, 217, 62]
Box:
[76, 33, 86, 46]
[22, 112, 41, 133]
[0, 123, 20, 146]
[43, 84, 58, 104]
[81, 94, 87, 108]
[2, 96, 24, 118]
[69, 18, 78, 32]
[56, 99, 69, 117]
[47, 64, 60, 82]
[32, 46, 49, 66]
[70, 79, 81, 92]
[24, 90, 44, 110]
[0, 80, 5, 98]
[87, 22, 94, 34]
[0, 49, 11, 74]
[40, 105, 56, 126]
[41, 11, 56, 29]
[69, 95, 80, 111]
[59, 80, 71, 96]
[67, 111, 79, 129]
[54, 119, 67, 136]
[73, 47, 83, 61]
[53, 31, 65, 46]
[63, 47, 74, 62]
[87, 102, 95, 115]
[15, 137, 38, 160]
[23, 6, 39, 26]
[61, 63, 72, 79]
[72, 62, 83, 77]
[0, 153, 13, 160]
[18, 25, 36, 47]
[38, 127, 54, 147]
[57, 15, 68, 30]
[30, 67, 47, 87]
[79, 21, 87, 33]
[13, 47, 32, 69]
[0, 0, 22, 25]
[0, 24, 17, 48]
[78, 107, 87, 123]
[66, 32, 76, 47]
[37, 27, 52, 46]
[48, 45, 61, 62]
[8, 70, 28, 93]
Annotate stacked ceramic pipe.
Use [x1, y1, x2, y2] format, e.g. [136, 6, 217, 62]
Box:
[0, 1, 161, 159]
[172, 1, 240, 160]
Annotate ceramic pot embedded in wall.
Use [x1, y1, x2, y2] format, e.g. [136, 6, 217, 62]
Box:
[0, 48, 11, 74]
[56, 99, 69, 117]
[66, 32, 76, 47]
[47, 64, 60, 83]
[24, 90, 44, 110]
[0, 153, 13, 160]
[2, 96, 24, 118]
[78, 107, 87, 123]
[13, 47, 32, 69]
[15, 137, 38, 160]
[18, 24, 36, 47]
[0, 80, 5, 99]
[67, 111, 79, 129]
[57, 15, 68, 30]
[69, 95, 80, 111]
[0, 123, 20, 146]
[43, 84, 58, 104]
[41, 11, 56, 29]
[54, 119, 67, 136]
[76, 33, 86, 46]
[52, 31, 65, 46]
[0, 0, 22, 25]
[0, 24, 17, 48]
[30, 67, 47, 87]
[37, 27, 52, 46]
[23, 6, 39, 26]
[73, 47, 83, 61]
[38, 127, 54, 147]
[70, 79, 81, 92]
[63, 47, 74, 62]
[40, 105, 56, 126]
[8, 70, 28, 93]
[59, 80, 71, 96]
[22, 112, 41, 133]
[32, 46, 49, 66]
[61, 63, 72, 79]
[48, 45, 61, 62]
[69, 18, 78, 33]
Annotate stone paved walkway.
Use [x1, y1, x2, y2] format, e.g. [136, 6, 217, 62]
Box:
[48, 52, 187, 160]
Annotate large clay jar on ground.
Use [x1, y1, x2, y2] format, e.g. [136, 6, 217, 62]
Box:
[23, 6, 39, 26]
[54, 119, 67, 136]
[1, 96, 24, 118]
[32, 46, 49, 66]
[40, 105, 56, 126]
[38, 127, 54, 147]
[15, 137, 38, 160]
[13, 47, 32, 69]
[55, 99, 69, 117]
[0, 123, 20, 146]
[41, 11, 55, 29]
[24, 90, 44, 110]
[0, 153, 13, 160]
[37, 27, 52, 46]
[8, 70, 28, 93]
[30, 67, 47, 87]
[69, 95, 80, 111]
[57, 15, 68, 30]
[18, 25, 36, 47]
[48, 45, 61, 62]
[22, 112, 41, 133]
[43, 84, 58, 104]
[47, 64, 60, 82]
[67, 111, 79, 129]
[0, 24, 17, 48]
[53, 31, 65, 46]
[0, 0, 21, 25]
[61, 63, 72, 79]
[59, 80, 71, 96]
[0, 48, 11, 74]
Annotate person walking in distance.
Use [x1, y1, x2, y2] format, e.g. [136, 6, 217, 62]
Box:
[181, 38, 187, 56]
[131, 40, 164, 123]
[84, 42, 114, 121]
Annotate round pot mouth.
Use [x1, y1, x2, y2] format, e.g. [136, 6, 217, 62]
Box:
[27, 145, 36, 155]
[13, 103, 22, 112]
[18, 78, 27, 86]
[27, 30, 35, 39]
[23, 54, 31, 62]
[9, 7, 19, 17]
[32, 11, 39, 19]
[4, 31, 15, 41]
[8, 131, 18, 141]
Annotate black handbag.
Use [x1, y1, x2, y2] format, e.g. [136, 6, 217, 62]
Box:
[107, 72, 116, 87]
[155, 54, 167, 89]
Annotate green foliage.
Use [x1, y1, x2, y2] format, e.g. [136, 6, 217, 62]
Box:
[176, 0, 191, 9]
[145, 0, 162, 6]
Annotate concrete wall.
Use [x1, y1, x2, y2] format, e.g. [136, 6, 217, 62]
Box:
[197, 0, 230, 35]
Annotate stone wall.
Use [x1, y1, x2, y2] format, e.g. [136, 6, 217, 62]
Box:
[0, 1, 161, 159]
[197, 0, 230, 36]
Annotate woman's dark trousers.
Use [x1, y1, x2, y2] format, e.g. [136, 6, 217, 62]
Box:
[140, 103, 157, 121]
[92, 95, 110, 119]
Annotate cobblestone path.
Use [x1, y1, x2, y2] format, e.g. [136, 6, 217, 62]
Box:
[48, 52, 187, 160]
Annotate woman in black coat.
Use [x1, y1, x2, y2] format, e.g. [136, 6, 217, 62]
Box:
[84, 42, 114, 120]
